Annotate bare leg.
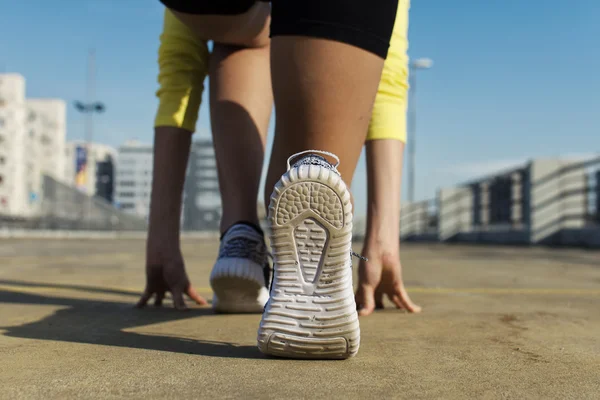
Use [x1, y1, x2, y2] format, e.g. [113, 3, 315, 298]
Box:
[355, 139, 421, 315]
[210, 42, 272, 233]
[167, 5, 273, 233]
[172, 4, 272, 233]
[140, 5, 272, 310]
[258, 33, 395, 359]
[264, 38, 382, 206]
[167, 5, 274, 313]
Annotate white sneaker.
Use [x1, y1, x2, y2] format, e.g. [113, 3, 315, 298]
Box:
[257, 150, 360, 359]
[210, 223, 271, 313]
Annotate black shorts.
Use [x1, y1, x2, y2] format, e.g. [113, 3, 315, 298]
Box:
[159, 0, 267, 15]
[159, 0, 398, 59]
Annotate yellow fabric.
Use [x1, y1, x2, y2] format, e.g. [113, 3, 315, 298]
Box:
[367, 0, 410, 142]
[154, 10, 209, 132]
[155, 3, 410, 142]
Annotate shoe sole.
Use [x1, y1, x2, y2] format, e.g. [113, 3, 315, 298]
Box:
[257, 162, 359, 359]
[210, 259, 269, 314]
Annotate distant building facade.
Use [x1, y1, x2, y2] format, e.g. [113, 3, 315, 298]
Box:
[95, 155, 115, 204]
[64, 141, 117, 201]
[182, 140, 221, 231]
[114, 140, 153, 219]
[113, 139, 221, 229]
[0, 74, 66, 217]
[0, 74, 27, 216]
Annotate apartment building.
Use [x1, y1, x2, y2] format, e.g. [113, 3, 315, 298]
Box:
[0, 74, 28, 216]
[114, 140, 153, 219]
[0, 74, 68, 217]
[27, 98, 66, 182]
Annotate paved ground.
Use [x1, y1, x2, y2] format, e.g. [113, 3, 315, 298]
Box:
[0, 238, 599, 399]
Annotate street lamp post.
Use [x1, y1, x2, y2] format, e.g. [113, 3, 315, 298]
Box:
[74, 49, 105, 229]
[407, 57, 433, 204]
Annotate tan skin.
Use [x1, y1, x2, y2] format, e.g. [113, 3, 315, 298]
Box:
[356, 139, 421, 315]
[139, 129, 206, 308]
[209, 44, 272, 232]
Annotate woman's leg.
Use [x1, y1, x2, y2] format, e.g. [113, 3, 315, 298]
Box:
[257, 0, 400, 359]
[165, 2, 275, 313]
[141, 2, 273, 311]
[207, 12, 274, 314]
[209, 41, 272, 233]
[264, 0, 399, 202]
[168, 2, 272, 233]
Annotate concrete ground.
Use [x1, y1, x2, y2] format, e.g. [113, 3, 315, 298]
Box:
[0, 238, 599, 399]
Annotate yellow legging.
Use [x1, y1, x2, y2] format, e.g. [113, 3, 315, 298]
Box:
[155, 0, 409, 142]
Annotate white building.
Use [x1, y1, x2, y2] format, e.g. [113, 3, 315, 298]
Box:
[0, 74, 68, 218]
[115, 140, 153, 219]
[0, 74, 28, 216]
[64, 141, 117, 196]
[26, 99, 66, 183]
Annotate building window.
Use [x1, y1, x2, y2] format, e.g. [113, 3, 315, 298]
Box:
[0, 156, 4, 165]
[118, 181, 136, 187]
[197, 169, 217, 178]
[0, 175, 3, 185]
[197, 158, 216, 168]
[118, 192, 135, 198]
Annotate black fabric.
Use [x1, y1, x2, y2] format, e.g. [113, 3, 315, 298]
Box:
[220, 221, 264, 241]
[158, 0, 398, 59]
[270, 0, 398, 59]
[159, 0, 261, 15]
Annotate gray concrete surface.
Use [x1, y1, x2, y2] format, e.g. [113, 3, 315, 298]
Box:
[1, 239, 599, 399]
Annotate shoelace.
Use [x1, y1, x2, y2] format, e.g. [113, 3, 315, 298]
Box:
[351, 251, 368, 262]
[286, 149, 341, 171]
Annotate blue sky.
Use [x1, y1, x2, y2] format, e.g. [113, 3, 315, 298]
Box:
[1, 0, 599, 216]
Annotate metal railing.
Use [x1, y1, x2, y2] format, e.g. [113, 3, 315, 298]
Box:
[0, 175, 146, 231]
[400, 198, 438, 240]
[400, 156, 600, 245]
